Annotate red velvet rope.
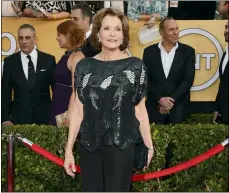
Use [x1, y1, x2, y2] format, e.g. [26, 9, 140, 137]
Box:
[19, 138, 226, 182]
[132, 144, 224, 181]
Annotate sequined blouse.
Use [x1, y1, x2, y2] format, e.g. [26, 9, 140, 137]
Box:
[74, 57, 147, 152]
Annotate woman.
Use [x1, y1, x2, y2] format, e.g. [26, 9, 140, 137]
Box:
[23, 1, 71, 20]
[50, 20, 85, 126]
[63, 8, 154, 191]
[127, 0, 168, 28]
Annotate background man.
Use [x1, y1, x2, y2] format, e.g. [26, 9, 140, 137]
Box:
[71, 2, 99, 57]
[143, 17, 195, 125]
[213, 20, 228, 125]
[2, 24, 56, 125]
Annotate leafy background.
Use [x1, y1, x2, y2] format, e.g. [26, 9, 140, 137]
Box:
[1, 114, 228, 192]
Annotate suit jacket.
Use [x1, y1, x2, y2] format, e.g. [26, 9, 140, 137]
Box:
[168, 1, 216, 20]
[215, 51, 228, 124]
[143, 42, 195, 124]
[81, 36, 99, 57]
[2, 50, 56, 124]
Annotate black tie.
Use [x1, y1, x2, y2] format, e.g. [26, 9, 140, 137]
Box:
[27, 55, 36, 88]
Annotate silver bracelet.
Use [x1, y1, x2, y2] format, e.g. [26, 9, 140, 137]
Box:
[148, 146, 154, 151]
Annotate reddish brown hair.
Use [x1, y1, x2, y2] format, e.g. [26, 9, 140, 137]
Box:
[57, 20, 85, 50]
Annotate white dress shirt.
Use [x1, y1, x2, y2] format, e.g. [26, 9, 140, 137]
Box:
[158, 41, 179, 78]
[20, 48, 38, 79]
[86, 25, 92, 39]
[222, 46, 228, 74]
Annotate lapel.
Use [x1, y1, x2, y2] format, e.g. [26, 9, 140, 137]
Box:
[167, 46, 181, 80]
[219, 52, 226, 77]
[29, 50, 43, 89]
[28, 50, 44, 89]
[155, 46, 167, 81]
[36, 50, 43, 76]
[17, 51, 29, 87]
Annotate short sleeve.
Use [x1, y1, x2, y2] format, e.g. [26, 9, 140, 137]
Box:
[74, 61, 85, 104]
[132, 61, 148, 105]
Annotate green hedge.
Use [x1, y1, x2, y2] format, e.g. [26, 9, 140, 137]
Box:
[185, 113, 213, 124]
[1, 114, 228, 192]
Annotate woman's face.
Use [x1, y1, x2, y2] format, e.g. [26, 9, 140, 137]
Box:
[98, 15, 124, 51]
[56, 32, 68, 48]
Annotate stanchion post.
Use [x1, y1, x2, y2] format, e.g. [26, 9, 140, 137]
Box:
[7, 134, 15, 192]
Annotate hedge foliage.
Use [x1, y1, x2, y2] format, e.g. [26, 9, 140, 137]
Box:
[1, 114, 228, 192]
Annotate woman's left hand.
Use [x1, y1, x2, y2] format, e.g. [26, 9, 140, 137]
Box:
[44, 12, 52, 19]
[143, 148, 154, 171]
[147, 14, 161, 28]
[61, 117, 70, 127]
[147, 17, 155, 28]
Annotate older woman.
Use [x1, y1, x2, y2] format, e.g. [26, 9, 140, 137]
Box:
[63, 8, 154, 192]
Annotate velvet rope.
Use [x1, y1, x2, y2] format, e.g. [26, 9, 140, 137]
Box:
[17, 137, 227, 182]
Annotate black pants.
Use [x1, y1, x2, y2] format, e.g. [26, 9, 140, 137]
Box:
[78, 143, 135, 192]
[154, 117, 174, 169]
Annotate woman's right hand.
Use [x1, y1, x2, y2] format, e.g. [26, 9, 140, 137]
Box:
[36, 11, 44, 18]
[61, 117, 70, 127]
[63, 152, 76, 178]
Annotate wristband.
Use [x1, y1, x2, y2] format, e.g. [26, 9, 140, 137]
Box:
[65, 151, 73, 155]
[148, 146, 154, 151]
[53, 14, 56, 20]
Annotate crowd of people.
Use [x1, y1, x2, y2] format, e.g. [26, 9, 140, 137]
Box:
[1, 1, 228, 192]
[2, 1, 229, 20]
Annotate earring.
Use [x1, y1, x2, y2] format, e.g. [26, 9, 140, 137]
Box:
[97, 35, 101, 42]
[120, 39, 124, 45]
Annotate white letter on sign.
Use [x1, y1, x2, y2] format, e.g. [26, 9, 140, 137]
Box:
[195, 53, 200, 70]
[1, 33, 17, 56]
[201, 53, 215, 70]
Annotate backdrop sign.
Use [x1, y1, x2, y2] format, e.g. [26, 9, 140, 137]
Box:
[2, 17, 227, 101]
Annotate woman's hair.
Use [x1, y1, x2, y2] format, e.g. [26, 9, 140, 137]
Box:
[90, 8, 129, 51]
[57, 20, 85, 50]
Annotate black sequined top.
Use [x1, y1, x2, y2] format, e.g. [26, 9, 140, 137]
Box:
[74, 57, 147, 152]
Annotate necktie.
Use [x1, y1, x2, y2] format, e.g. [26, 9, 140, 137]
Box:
[27, 55, 36, 88]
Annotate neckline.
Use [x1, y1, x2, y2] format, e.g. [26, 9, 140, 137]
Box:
[65, 48, 82, 55]
[91, 56, 135, 63]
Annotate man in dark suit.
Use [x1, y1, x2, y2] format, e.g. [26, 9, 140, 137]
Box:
[143, 17, 195, 125]
[213, 20, 228, 125]
[71, 2, 99, 57]
[2, 24, 56, 125]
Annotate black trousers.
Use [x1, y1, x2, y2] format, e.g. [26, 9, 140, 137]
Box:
[78, 143, 135, 192]
[154, 117, 174, 169]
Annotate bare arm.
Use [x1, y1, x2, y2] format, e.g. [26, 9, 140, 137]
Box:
[65, 92, 84, 153]
[63, 90, 84, 178]
[45, 11, 70, 20]
[135, 97, 153, 148]
[135, 97, 154, 167]
[23, 9, 70, 19]
[66, 53, 85, 122]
